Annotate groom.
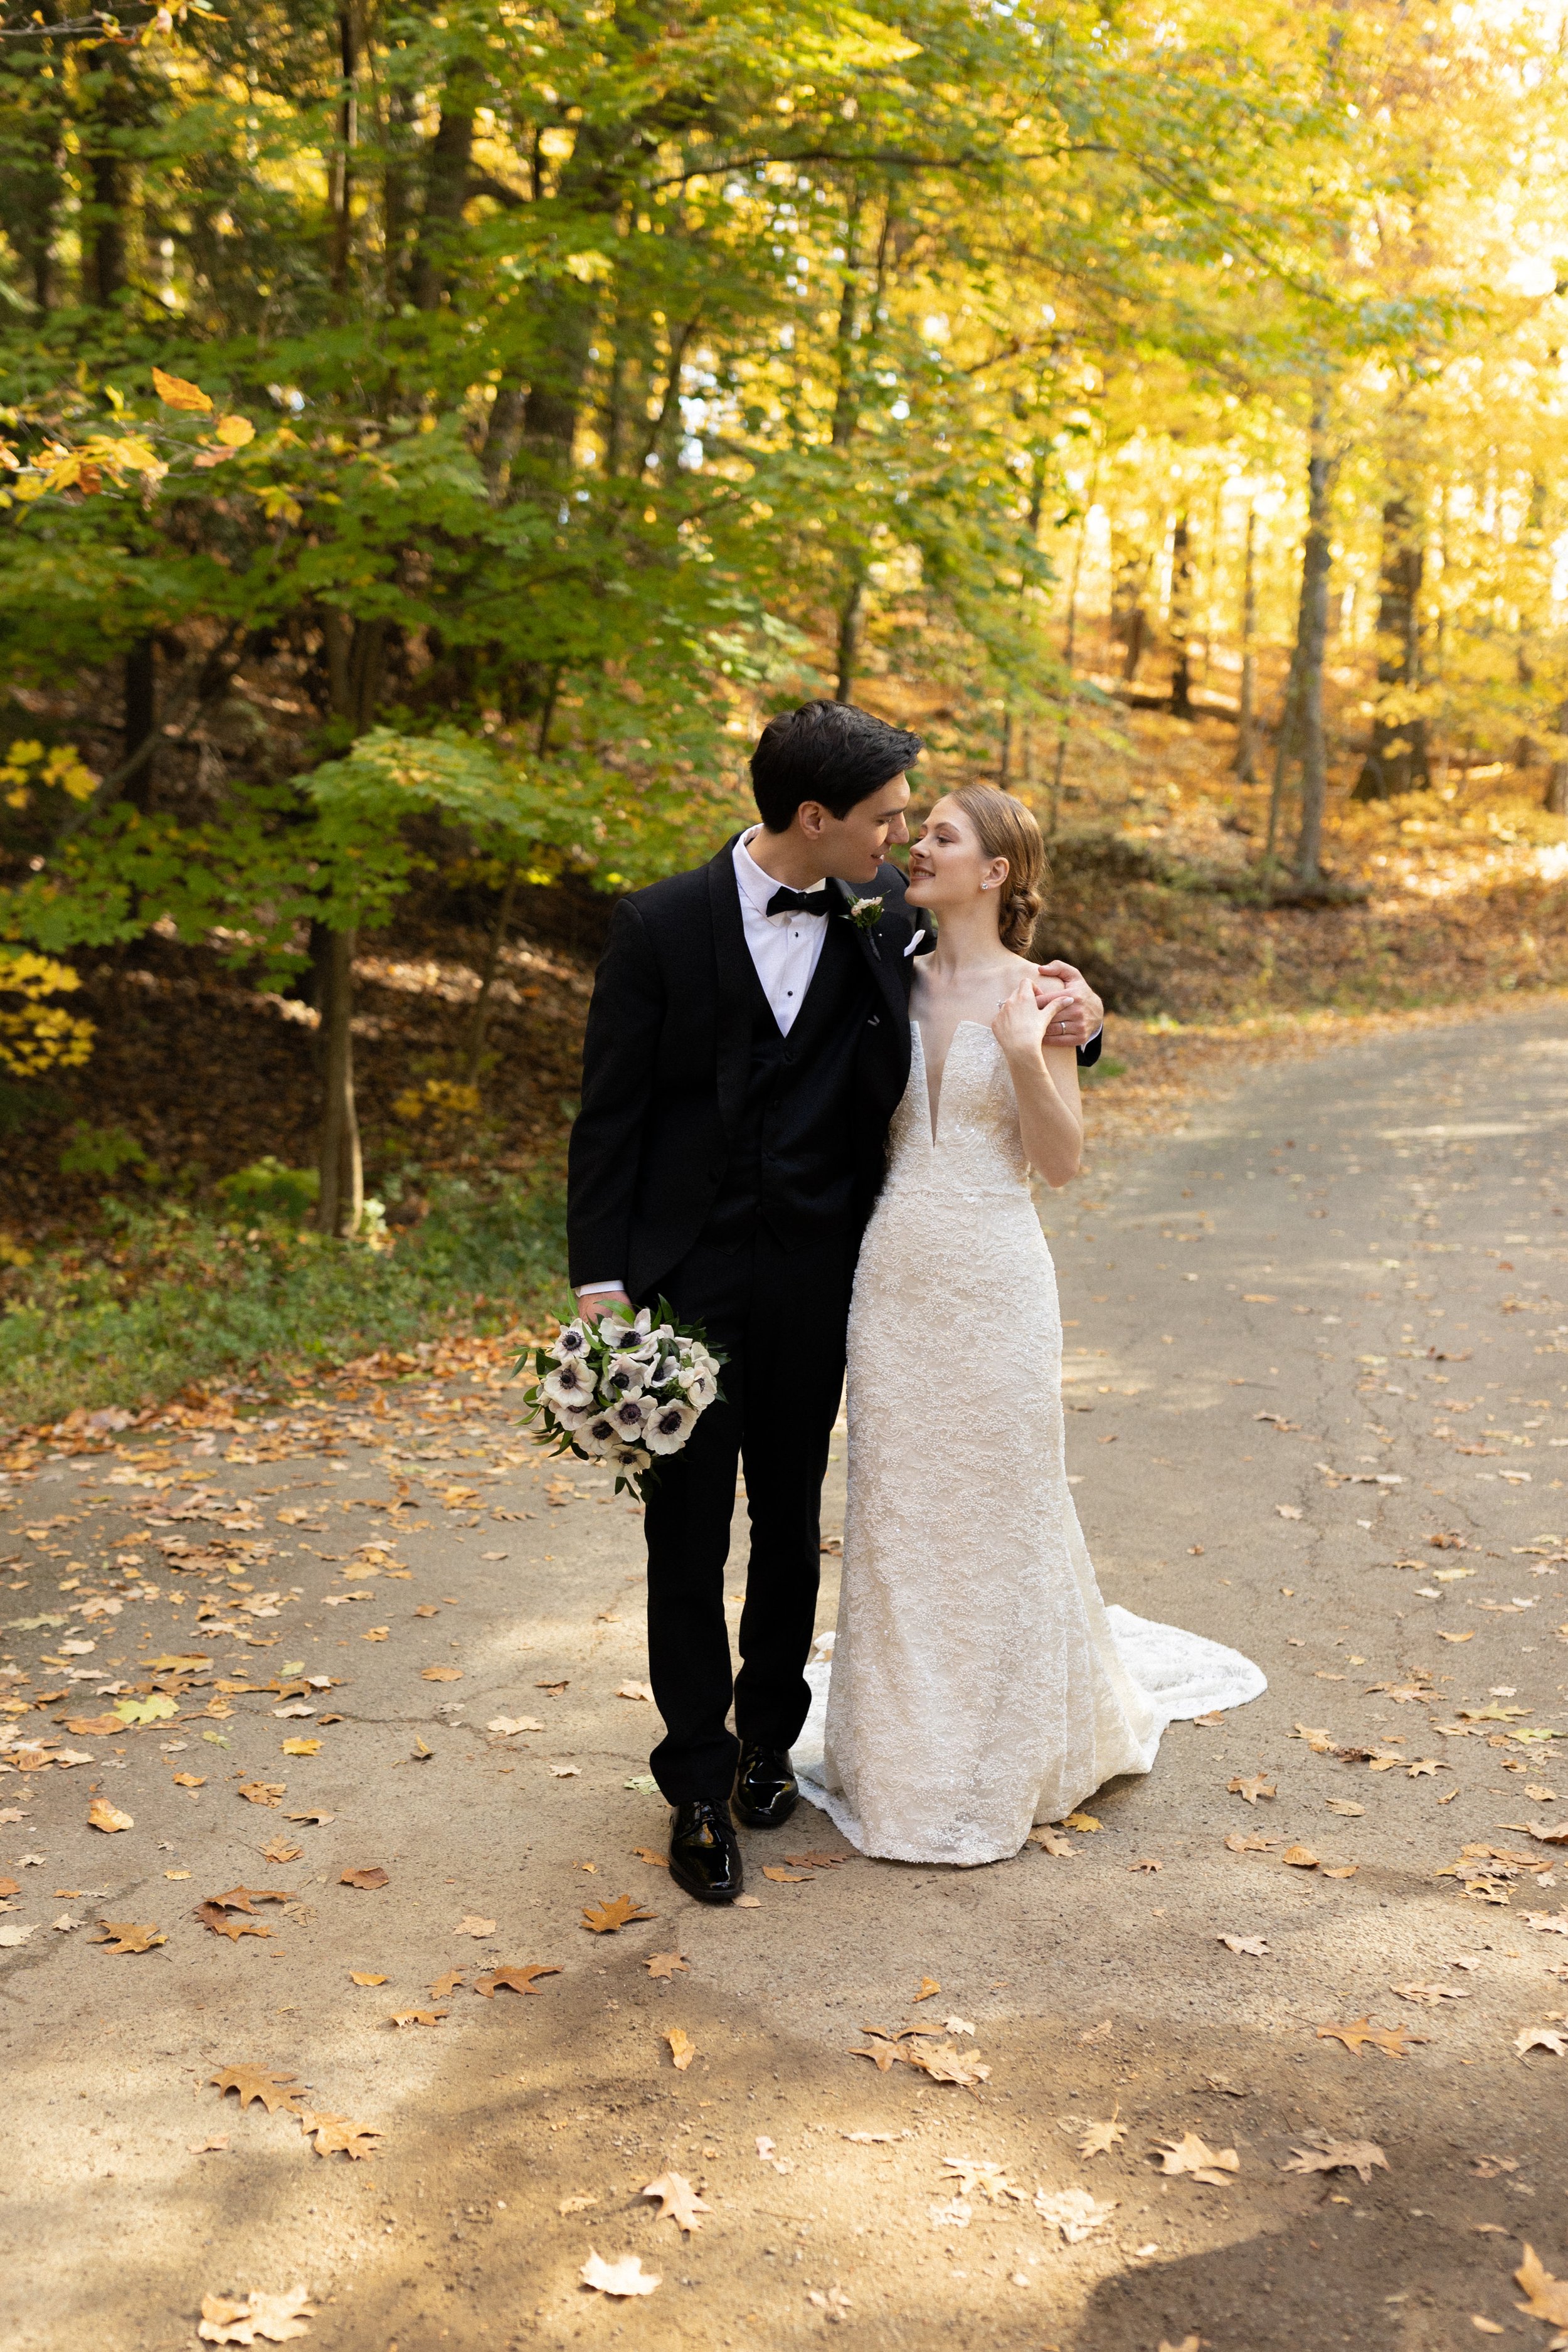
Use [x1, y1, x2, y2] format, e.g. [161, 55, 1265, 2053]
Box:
[566, 701, 1103, 1902]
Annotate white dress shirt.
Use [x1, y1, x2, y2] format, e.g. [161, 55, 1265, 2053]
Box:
[576, 829, 831, 1298]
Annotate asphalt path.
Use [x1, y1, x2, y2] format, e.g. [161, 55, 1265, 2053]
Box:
[3, 998, 1567, 2352]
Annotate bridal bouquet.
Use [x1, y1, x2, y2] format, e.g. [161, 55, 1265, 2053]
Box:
[516, 1303, 724, 1498]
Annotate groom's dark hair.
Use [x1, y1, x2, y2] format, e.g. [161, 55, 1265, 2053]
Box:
[750, 699, 922, 832]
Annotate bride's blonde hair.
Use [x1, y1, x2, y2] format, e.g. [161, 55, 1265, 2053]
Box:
[948, 784, 1047, 955]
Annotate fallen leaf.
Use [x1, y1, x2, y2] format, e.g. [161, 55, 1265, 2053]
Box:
[1281, 2137, 1388, 2184]
[645, 1951, 687, 1979]
[942, 2155, 1020, 2201]
[617, 1682, 655, 1702]
[1438, 1629, 1476, 1643]
[1228, 1776, 1276, 1806]
[339, 1868, 388, 1891]
[548, 1764, 580, 1778]
[1130, 1857, 1162, 1873]
[454, 1915, 495, 1937]
[1524, 1912, 1568, 1936]
[579, 2251, 659, 2298]
[1316, 2016, 1424, 2057]
[1327, 1800, 1365, 1817]
[237, 1783, 286, 1808]
[1063, 1812, 1101, 1833]
[1224, 1831, 1281, 1853]
[1034, 2186, 1118, 2241]
[191, 2134, 230, 2154]
[914, 1976, 941, 2001]
[298, 2111, 381, 2160]
[1471, 2319, 1504, 2336]
[1078, 2115, 1126, 2160]
[1514, 2025, 1568, 2057]
[196, 1904, 271, 1942]
[349, 1972, 387, 1986]
[474, 1963, 561, 1997]
[642, 2169, 711, 2232]
[1392, 1981, 1470, 2005]
[762, 1866, 813, 1882]
[280, 1739, 320, 1757]
[1323, 1865, 1359, 1878]
[1515, 2245, 1568, 2327]
[414, 1606, 438, 1618]
[197, 2284, 315, 2345]
[262, 1836, 302, 1865]
[1219, 1935, 1269, 1957]
[209, 2065, 305, 2114]
[90, 1919, 166, 1954]
[488, 1717, 544, 1735]
[1276, 1503, 1303, 1519]
[287, 1811, 335, 1825]
[1281, 1845, 1319, 1868]
[665, 2026, 696, 2070]
[632, 1846, 669, 1868]
[785, 1850, 857, 1868]
[1028, 1826, 1076, 1857]
[206, 1886, 294, 1913]
[734, 1893, 761, 1907]
[582, 1894, 656, 1934]
[388, 2010, 447, 2028]
[905, 2041, 991, 2089]
[558, 2193, 597, 2215]
[1152, 2133, 1240, 2186]
[1158, 2339, 1204, 2352]
[421, 1666, 463, 1682]
[87, 1796, 133, 1834]
[0, 1922, 36, 1947]
[429, 1969, 465, 1998]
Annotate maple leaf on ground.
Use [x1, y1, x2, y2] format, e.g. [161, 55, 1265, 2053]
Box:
[641, 2171, 711, 2233]
[1063, 1812, 1101, 1832]
[1316, 2017, 1425, 2057]
[474, 1963, 561, 1998]
[209, 2065, 305, 2114]
[197, 1905, 272, 1941]
[632, 1847, 669, 1868]
[1028, 1826, 1076, 1857]
[1153, 2134, 1240, 2186]
[236, 1783, 285, 1808]
[943, 2155, 1022, 2201]
[262, 1837, 302, 1865]
[388, 2010, 447, 2028]
[207, 1886, 294, 1913]
[1077, 2115, 1126, 2161]
[1219, 1935, 1269, 1957]
[1034, 2186, 1118, 2242]
[298, 2111, 381, 2160]
[665, 2026, 696, 2070]
[339, 1867, 388, 1890]
[581, 1893, 656, 1933]
[1224, 1832, 1281, 1853]
[1514, 2025, 1568, 2058]
[1516, 2247, 1568, 2328]
[579, 2252, 659, 2298]
[87, 1796, 133, 1833]
[198, 2285, 315, 2345]
[90, 1919, 165, 1953]
[428, 1969, 465, 1998]
[645, 1951, 687, 1979]
[1282, 2137, 1389, 2185]
[762, 1865, 813, 1882]
[1228, 1776, 1276, 1805]
[907, 2041, 991, 2089]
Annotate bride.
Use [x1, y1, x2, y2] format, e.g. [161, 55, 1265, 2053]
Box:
[793, 783, 1264, 1865]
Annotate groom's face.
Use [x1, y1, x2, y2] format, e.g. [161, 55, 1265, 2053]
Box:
[805, 773, 911, 882]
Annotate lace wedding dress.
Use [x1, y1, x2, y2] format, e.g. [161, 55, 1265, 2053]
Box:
[793, 1020, 1264, 1866]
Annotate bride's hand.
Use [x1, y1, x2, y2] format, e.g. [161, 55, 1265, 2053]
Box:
[992, 972, 1057, 1061]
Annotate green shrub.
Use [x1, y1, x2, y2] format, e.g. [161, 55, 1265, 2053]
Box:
[213, 1155, 320, 1224]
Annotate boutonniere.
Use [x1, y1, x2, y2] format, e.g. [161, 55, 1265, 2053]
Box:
[844, 894, 884, 934]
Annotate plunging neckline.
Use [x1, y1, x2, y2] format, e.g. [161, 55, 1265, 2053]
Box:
[914, 1019, 991, 1148]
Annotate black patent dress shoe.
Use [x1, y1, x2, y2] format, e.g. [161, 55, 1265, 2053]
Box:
[668, 1801, 744, 1904]
[732, 1742, 800, 1830]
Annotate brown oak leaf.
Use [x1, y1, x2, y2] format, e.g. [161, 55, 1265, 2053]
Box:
[87, 1796, 134, 1833]
[473, 1963, 562, 1997]
[645, 1951, 687, 1979]
[579, 2252, 658, 2297]
[761, 1866, 813, 1882]
[1281, 2136, 1388, 2184]
[298, 2111, 381, 2160]
[90, 1919, 165, 1954]
[1515, 2245, 1568, 2328]
[388, 2010, 447, 2028]
[581, 1893, 656, 1933]
[1281, 1845, 1320, 1868]
[665, 2026, 696, 2070]
[197, 2284, 315, 2344]
[1152, 2133, 1239, 2186]
[641, 2170, 711, 2232]
[236, 1783, 286, 1808]
[209, 2065, 305, 2114]
[1316, 2016, 1425, 2057]
[1076, 2114, 1126, 2161]
[1227, 1776, 1276, 1805]
[206, 1886, 294, 1913]
[339, 1867, 388, 1890]
[196, 1905, 272, 1941]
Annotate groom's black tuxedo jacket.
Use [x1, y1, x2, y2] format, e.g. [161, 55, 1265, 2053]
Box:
[568, 840, 925, 1300]
[567, 836, 1103, 1302]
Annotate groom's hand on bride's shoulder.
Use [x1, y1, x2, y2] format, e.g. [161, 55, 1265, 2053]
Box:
[1032, 960, 1103, 1047]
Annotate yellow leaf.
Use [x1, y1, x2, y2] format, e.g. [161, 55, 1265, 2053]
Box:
[153, 366, 213, 412]
[665, 2026, 696, 2071]
[280, 1738, 320, 1756]
[214, 414, 255, 447]
[1064, 1811, 1101, 1832]
[913, 1975, 941, 2001]
[1515, 2244, 1568, 2326]
[88, 1796, 133, 1833]
[349, 1971, 387, 1986]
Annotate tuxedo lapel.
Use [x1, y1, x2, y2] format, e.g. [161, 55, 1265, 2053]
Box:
[706, 840, 753, 1139]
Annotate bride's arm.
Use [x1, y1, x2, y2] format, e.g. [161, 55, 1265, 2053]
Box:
[993, 975, 1083, 1187]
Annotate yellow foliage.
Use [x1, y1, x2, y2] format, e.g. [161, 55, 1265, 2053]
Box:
[0, 738, 97, 810]
[392, 1078, 481, 1129]
[215, 414, 255, 447]
[0, 948, 95, 1079]
[152, 365, 213, 412]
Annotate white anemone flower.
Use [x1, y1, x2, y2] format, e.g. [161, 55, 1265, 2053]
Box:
[601, 1352, 651, 1400]
[644, 1399, 697, 1455]
[553, 1396, 598, 1429]
[607, 1396, 652, 1440]
[549, 1322, 590, 1364]
[609, 1442, 650, 1473]
[574, 1414, 619, 1456]
[650, 1353, 681, 1389]
[680, 1368, 718, 1411]
[542, 1359, 595, 1410]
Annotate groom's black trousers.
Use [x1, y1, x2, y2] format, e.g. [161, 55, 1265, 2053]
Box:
[640, 1229, 852, 1806]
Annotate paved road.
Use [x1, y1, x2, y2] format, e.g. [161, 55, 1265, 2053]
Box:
[3, 1000, 1567, 2352]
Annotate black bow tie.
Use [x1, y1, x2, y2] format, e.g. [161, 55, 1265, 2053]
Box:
[765, 885, 832, 921]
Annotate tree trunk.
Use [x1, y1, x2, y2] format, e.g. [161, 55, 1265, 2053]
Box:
[85, 39, 130, 306]
[411, 48, 478, 312]
[1232, 504, 1258, 782]
[835, 574, 866, 704]
[464, 867, 521, 1088]
[1168, 512, 1194, 718]
[13, 2, 63, 312]
[1292, 417, 1335, 889]
[329, 3, 359, 307]
[122, 636, 156, 809]
[1353, 495, 1429, 799]
[316, 925, 363, 1238]
[1545, 698, 1568, 817]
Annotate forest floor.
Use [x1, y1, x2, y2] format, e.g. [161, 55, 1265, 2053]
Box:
[2, 696, 1565, 1430]
[3, 999, 1567, 2352]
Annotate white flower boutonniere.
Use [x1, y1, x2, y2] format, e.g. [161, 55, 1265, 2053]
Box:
[844, 894, 884, 933]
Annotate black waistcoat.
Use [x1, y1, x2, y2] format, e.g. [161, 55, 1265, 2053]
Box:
[700, 914, 876, 1253]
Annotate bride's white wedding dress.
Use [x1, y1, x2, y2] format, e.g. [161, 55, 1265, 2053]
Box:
[793, 1019, 1264, 1865]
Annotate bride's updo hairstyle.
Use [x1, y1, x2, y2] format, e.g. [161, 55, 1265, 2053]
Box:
[949, 783, 1047, 955]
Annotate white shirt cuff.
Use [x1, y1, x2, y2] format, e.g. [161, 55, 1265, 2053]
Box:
[576, 1280, 626, 1297]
